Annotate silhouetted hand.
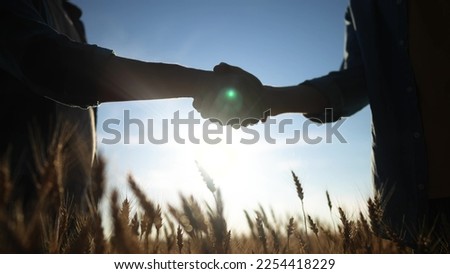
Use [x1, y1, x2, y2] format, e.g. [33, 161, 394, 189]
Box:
[193, 63, 267, 128]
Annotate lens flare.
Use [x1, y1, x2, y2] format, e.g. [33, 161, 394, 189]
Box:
[225, 89, 237, 100]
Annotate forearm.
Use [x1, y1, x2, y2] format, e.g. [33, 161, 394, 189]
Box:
[262, 84, 330, 116]
[98, 56, 216, 102]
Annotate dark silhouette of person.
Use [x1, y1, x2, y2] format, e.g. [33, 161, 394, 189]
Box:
[0, 0, 262, 209]
[197, 1, 450, 252]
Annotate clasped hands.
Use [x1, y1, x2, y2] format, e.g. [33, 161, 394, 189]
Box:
[192, 62, 269, 128]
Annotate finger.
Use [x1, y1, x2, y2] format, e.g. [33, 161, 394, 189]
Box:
[241, 118, 259, 127]
[229, 123, 240, 130]
[192, 98, 202, 110]
[209, 118, 224, 126]
[225, 117, 240, 127]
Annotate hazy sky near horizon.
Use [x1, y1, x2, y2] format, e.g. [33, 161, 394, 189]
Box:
[71, 0, 373, 230]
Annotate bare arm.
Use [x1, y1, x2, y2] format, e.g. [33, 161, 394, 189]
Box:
[97, 56, 225, 103]
[261, 84, 329, 116]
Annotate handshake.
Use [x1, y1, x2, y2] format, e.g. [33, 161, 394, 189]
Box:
[191, 62, 270, 128]
[95, 56, 324, 128]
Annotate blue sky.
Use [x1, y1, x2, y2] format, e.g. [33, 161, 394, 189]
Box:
[72, 0, 373, 231]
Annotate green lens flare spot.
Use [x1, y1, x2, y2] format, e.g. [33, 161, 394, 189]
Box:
[225, 89, 237, 100]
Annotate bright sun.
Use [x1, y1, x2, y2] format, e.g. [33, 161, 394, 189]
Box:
[194, 142, 239, 181]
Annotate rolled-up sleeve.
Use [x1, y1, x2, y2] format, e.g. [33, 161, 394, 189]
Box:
[303, 6, 369, 123]
[0, 0, 114, 108]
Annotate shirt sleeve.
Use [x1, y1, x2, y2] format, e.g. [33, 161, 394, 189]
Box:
[302, 6, 369, 123]
[0, 0, 115, 108]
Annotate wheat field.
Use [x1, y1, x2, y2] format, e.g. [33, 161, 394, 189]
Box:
[0, 137, 446, 254]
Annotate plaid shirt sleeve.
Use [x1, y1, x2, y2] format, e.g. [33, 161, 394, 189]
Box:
[0, 0, 114, 108]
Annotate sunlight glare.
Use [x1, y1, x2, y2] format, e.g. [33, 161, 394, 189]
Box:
[195, 142, 238, 180]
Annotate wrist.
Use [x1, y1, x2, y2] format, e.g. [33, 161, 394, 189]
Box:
[261, 84, 326, 116]
[261, 86, 283, 116]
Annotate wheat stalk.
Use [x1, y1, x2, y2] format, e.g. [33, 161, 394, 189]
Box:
[177, 225, 184, 254]
[291, 171, 307, 236]
[256, 212, 268, 253]
[338, 207, 354, 253]
[286, 217, 295, 253]
[110, 190, 142, 253]
[308, 215, 323, 253]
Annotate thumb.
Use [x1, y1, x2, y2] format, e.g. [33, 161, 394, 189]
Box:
[213, 62, 234, 73]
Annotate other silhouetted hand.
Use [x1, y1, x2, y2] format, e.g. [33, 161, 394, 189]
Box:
[193, 62, 268, 128]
